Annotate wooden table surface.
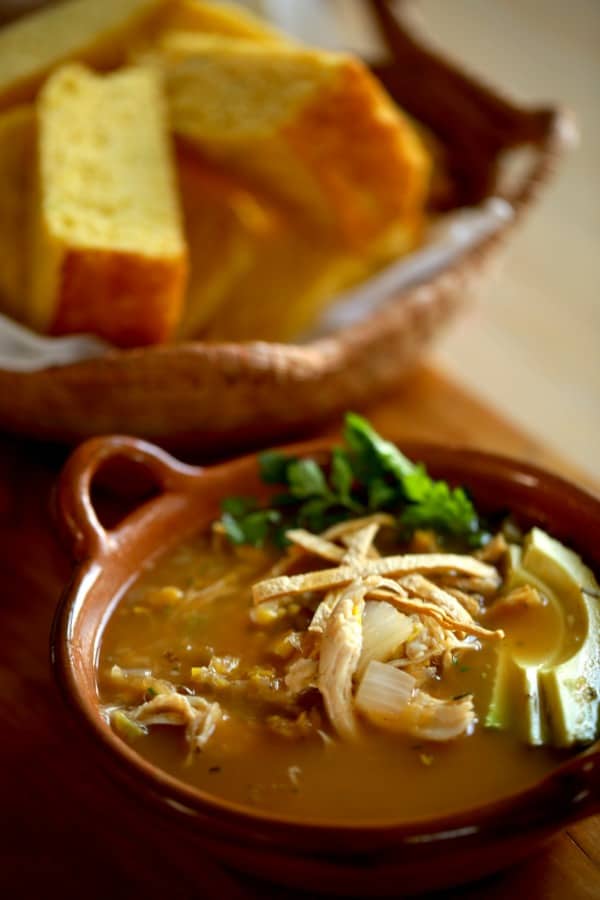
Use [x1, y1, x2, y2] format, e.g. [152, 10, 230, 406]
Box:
[1, 364, 598, 899]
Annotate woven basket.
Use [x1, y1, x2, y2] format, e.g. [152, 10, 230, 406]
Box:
[0, 0, 573, 453]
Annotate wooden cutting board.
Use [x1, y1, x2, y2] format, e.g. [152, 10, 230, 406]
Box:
[1, 365, 598, 899]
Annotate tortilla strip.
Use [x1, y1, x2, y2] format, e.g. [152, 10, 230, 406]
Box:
[265, 545, 305, 577]
[253, 553, 500, 604]
[309, 524, 379, 635]
[285, 530, 345, 563]
[321, 513, 395, 541]
[341, 522, 380, 563]
[268, 515, 391, 577]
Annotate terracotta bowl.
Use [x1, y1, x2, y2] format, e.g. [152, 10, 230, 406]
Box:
[51, 435, 600, 897]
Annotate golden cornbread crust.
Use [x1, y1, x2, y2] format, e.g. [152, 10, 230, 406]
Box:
[52, 249, 187, 347]
[202, 208, 376, 343]
[164, 38, 429, 254]
[285, 58, 430, 251]
[157, 0, 288, 45]
[175, 143, 275, 339]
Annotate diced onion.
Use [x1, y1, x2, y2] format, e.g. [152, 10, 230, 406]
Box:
[356, 661, 475, 740]
[357, 602, 414, 677]
[355, 660, 416, 718]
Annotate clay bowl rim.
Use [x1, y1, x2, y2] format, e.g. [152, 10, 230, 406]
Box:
[51, 434, 600, 849]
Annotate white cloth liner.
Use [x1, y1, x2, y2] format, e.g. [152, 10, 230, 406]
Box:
[302, 198, 513, 339]
[0, 316, 110, 371]
[0, 197, 512, 371]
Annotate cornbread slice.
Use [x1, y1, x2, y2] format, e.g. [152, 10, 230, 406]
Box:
[0, 0, 172, 111]
[30, 64, 187, 347]
[127, 0, 290, 67]
[175, 144, 275, 339]
[157, 0, 289, 45]
[0, 106, 35, 319]
[203, 220, 373, 343]
[163, 35, 430, 251]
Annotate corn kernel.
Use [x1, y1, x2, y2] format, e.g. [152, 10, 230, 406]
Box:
[211, 655, 239, 674]
[270, 634, 295, 660]
[250, 604, 279, 626]
[147, 585, 184, 607]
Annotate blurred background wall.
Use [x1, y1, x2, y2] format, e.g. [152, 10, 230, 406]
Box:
[420, 0, 599, 482]
[256, 0, 600, 481]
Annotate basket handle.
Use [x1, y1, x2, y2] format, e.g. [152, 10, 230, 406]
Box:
[368, 0, 576, 211]
[56, 435, 204, 561]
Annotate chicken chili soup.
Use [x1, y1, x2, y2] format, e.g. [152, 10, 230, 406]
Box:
[98, 418, 600, 823]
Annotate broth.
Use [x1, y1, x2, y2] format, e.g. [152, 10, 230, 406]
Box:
[98, 530, 570, 823]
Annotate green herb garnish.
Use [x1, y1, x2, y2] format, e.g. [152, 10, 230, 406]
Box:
[219, 413, 485, 547]
[220, 496, 282, 546]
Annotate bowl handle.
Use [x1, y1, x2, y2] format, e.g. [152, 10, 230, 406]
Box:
[56, 435, 204, 561]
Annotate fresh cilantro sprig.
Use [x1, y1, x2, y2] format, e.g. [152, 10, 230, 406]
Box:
[220, 496, 282, 546]
[219, 413, 485, 548]
[343, 413, 483, 541]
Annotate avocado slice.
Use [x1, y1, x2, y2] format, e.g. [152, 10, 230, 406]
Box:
[486, 528, 600, 747]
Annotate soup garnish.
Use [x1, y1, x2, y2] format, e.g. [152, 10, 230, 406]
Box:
[98, 417, 600, 821]
[219, 413, 487, 548]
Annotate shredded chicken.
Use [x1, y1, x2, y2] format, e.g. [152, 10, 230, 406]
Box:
[436, 574, 501, 597]
[308, 523, 382, 637]
[354, 660, 476, 741]
[309, 590, 341, 636]
[253, 520, 505, 745]
[360, 689, 476, 741]
[443, 587, 482, 618]
[110, 517, 507, 756]
[186, 700, 223, 755]
[399, 574, 474, 626]
[131, 692, 222, 755]
[366, 579, 504, 641]
[318, 584, 365, 741]
[285, 657, 318, 695]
